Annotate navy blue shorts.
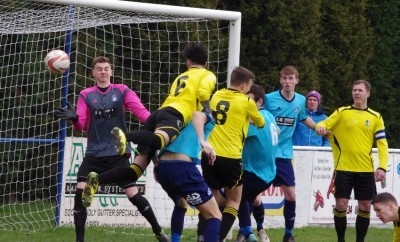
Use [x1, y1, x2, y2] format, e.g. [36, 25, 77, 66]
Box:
[77, 155, 135, 189]
[154, 160, 213, 206]
[273, 158, 295, 187]
[334, 171, 376, 200]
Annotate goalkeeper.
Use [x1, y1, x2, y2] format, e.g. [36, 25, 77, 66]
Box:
[55, 56, 169, 242]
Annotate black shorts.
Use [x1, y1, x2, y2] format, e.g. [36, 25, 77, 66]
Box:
[137, 107, 185, 157]
[242, 170, 271, 202]
[201, 154, 243, 190]
[143, 107, 184, 142]
[77, 155, 136, 189]
[334, 171, 376, 200]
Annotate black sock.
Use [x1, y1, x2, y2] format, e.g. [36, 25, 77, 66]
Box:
[333, 208, 347, 242]
[126, 130, 163, 149]
[219, 207, 238, 240]
[198, 213, 207, 236]
[129, 193, 161, 235]
[283, 199, 296, 236]
[99, 164, 143, 184]
[252, 202, 265, 231]
[74, 189, 87, 242]
[356, 210, 370, 242]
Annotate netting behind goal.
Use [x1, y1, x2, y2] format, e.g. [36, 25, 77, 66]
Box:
[0, 0, 239, 232]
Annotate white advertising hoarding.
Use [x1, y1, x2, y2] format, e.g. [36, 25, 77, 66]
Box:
[59, 138, 400, 228]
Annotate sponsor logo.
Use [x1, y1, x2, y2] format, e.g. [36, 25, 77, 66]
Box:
[275, 116, 295, 126]
[186, 192, 203, 205]
[94, 108, 117, 119]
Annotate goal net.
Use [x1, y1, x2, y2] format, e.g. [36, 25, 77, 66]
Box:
[0, 0, 240, 232]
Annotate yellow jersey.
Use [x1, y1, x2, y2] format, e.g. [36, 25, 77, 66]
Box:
[161, 67, 216, 125]
[208, 88, 265, 159]
[317, 106, 388, 172]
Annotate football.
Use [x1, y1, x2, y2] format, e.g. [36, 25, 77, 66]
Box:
[44, 50, 70, 74]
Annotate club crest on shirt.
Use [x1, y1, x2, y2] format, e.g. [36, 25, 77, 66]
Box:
[294, 107, 299, 113]
[112, 95, 117, 102]
[365, 120, 370, 127]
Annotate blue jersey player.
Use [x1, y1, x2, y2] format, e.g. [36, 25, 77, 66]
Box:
[236, 84, 279, 242]
[264, 66, 316, 242]
[155, 111, 222, 242]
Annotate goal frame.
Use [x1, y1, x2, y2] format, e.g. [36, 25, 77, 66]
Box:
[33, 0, 241, 226]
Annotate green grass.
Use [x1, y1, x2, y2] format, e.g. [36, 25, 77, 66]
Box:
[0, 202, 394, 241]
[0, 226, 393, 242]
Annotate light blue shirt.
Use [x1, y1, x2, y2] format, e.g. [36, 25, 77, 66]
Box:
[159, 112, 215, 163]
[242, 109, 278, 184]
[264, 90, 307, 159]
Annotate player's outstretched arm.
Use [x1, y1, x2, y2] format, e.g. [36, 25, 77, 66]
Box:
[303, 116, 316, 130]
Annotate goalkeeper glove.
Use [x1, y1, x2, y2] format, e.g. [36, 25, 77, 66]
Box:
[56, 102, 78, 122]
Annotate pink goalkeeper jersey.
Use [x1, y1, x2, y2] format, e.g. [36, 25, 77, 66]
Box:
[73, 83, 150, 157]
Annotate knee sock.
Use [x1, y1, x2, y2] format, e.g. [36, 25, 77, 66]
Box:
[356, 210, 370, 242]
[129, 193, 161, 235]
[74, 189, 87, 242]
[171, 206, 187, 242]
[219, 207, 238, 240]
[252, 202, 265, 230]
[198, 213, 207, 236]
[128, 163, 144, 181]
[99, 163, 143, 185]
[283, 200, 296, 237]
[204, 218, 221, 242]
[333, 208, 347, 242]
[126, 130, 164, 149]
[238, 201, 251, 229]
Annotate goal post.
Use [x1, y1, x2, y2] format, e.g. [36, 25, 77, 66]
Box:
[0, 0, 241, 232]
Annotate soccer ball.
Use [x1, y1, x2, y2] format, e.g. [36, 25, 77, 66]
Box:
[44, 50, 70, 74]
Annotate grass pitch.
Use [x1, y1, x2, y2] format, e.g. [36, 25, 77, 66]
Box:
[0, 226, 393, 242]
